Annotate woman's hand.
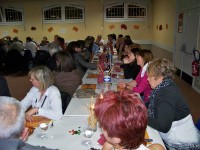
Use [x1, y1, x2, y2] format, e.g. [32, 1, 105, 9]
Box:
[25, 108, 38, 121]
[125, 80, 137, 90]
[123, 57, 130, 64]
[117, 82, 126, 90]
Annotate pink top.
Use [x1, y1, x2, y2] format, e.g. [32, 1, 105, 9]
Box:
[133, 69, 152, 103]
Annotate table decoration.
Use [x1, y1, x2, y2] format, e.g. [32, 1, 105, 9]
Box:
[87, 97, 97, 132]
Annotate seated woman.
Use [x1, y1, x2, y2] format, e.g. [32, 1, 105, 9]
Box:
[147, 58, 200, 149]
[72, 41, 96, 77]
[53, 51, 82, 97]
[94, 90, 165, 150]
[118, 49, 153, 106]
[21, 66, 62, 121]
[123, 47, 141, 79]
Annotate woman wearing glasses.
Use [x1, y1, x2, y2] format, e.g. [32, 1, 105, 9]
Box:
[21, 66, 62, 121]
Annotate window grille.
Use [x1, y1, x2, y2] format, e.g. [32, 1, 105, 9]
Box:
[0, 7, 23, 24]
[43, 5, 84, 23]
[5, 8, 23, 22]
[65, 6, 83, 19]
[128, 4, 147, 18]
[106, 4, 124, 18]
[104, 3, 147, 21]
[44, 6, 61, 20]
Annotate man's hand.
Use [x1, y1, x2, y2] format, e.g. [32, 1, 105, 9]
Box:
[20, 127, 29, 142]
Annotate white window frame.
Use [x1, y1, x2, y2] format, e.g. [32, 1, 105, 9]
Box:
[0, 6, 24, 25]
[104, 2, 147, 22]
[43, 5, 84, 23]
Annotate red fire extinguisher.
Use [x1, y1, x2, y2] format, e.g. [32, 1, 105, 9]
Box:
[192, 50, 200, 76]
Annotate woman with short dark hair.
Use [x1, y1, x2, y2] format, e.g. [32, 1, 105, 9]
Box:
[94, 90, 165, 150]
[123, 47, 141, 79]
[94, 90, 148, 149]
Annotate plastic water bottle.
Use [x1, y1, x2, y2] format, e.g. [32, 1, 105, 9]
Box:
[103, 70, 111, 92]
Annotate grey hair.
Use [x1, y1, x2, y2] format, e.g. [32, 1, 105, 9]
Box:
[48, 43, 61, 56]
[0, 96, 25, 139]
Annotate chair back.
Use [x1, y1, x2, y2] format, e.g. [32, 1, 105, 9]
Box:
[60, 91, 71, 114]
[5, 49, 23, 73]
[33, 50, 51, 67]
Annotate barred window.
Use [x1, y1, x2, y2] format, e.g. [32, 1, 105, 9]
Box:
[44, 6, 61, 20]
[104, 3, 147, 21]
[5, 8, 23, 22]
[106, 4, 124, 18]
[43, 5, 84, 23]
[65, 6, 83, 19]
[128, 4, 147, 18]
[0, 7, 23, 24]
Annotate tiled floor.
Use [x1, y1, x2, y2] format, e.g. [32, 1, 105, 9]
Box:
[5, 74, 200, 123]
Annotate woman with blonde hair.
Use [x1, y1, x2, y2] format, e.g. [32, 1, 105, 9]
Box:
[147, 58, 200, 149]
[21, 66, 62, 121]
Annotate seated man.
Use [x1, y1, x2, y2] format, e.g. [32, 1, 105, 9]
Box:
[0, 96, 56, 150]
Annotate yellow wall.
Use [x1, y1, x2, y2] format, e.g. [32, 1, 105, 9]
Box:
[0, 0, 152, 43]
[152, 0, 176, 47]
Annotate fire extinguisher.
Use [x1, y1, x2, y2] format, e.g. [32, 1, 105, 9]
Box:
[192, 50, 200, 76]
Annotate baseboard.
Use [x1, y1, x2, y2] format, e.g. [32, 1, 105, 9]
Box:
[175, 67, 193, 86]
[181, 71, 193, 86]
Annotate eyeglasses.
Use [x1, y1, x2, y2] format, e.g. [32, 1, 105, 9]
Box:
[30, 78, 36, 82]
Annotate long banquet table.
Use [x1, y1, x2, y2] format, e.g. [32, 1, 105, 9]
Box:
[26, 54, 166, 150]
[26, 116, 165, 150]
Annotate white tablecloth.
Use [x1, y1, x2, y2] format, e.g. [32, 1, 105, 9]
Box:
[27, 116, 166, 150]
[27, 116, 101, 150]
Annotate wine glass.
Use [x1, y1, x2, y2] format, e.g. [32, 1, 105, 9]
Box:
[82, 127, 94, 148]
[38, 122, 49, 139]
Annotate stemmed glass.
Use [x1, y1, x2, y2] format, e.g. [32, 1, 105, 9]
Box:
[82, 127, 94, 148]
[38, 122, 49, 139]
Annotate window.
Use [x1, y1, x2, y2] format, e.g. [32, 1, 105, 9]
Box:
[43, 5, 84, 23]
[65, 6, 83, 19]
[104, 3, 147, 21]
[44, 6, 61, 21]
[0, 6, 24, 25]
[106, 4, 124, 18]
[128, 4, 147, 18]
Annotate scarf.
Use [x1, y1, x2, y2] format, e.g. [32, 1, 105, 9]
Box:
[141, 63, 148, 77]
[148, 78, 172, 118]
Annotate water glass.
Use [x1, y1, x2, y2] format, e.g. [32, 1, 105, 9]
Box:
[38, 122, 49, 139]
